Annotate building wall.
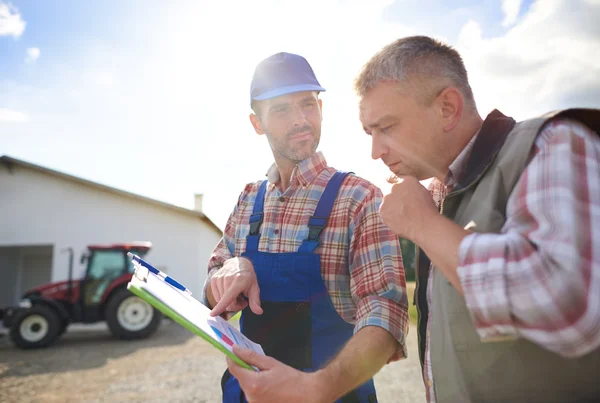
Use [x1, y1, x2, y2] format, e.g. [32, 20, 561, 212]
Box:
[0, 164, 223, 296]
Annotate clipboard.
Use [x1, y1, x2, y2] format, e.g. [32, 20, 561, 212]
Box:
[126, 253, 264, 371]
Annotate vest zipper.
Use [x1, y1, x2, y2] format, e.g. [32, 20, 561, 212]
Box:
[414, 245, 423, 368]
[415, 140, 507, 382]
[415, 193, 447, 369]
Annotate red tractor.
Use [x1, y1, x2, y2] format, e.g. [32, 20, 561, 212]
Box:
[1, 242, 162, 349]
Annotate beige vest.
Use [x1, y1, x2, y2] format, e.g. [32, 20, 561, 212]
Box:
[415, 108, 600, 402]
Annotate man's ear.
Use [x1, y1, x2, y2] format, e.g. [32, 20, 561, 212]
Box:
[249, 113, 264, 135]
[436, 87, 463, 133]
[319, 98, 324, 119]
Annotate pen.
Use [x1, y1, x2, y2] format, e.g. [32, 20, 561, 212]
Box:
[128, 252, 192, 296]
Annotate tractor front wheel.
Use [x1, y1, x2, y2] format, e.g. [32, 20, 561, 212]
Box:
[105, 289, 161, 340]
[10, 305, 62, 349]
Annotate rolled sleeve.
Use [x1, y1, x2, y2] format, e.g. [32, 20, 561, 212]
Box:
[349, 187, 409, 362]
[355, 294, 409, 361]
[199, 192, 241, 308]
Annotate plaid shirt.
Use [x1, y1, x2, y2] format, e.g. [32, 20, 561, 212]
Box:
[424, 118, 600, 402]
[202, 151, 409, 360]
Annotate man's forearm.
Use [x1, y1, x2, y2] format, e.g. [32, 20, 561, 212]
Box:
[414, 214, 470, 294]
[313, 326, 398, 402]
[205, 282, 217, 309]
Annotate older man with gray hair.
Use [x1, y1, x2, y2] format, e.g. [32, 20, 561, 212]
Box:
[356, 35, 600, 402]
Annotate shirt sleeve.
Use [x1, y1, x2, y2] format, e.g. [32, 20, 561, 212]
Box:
[457, 118, 600, 358]
[199, 187, 245, 307]
[350, 186, 410, 361]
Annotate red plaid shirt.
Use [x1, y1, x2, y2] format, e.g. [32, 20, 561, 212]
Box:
[424, 118, 600, 402]
[202, 152, 409, 360]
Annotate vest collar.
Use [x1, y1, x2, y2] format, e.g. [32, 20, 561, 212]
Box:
[454, 109, 516, 192]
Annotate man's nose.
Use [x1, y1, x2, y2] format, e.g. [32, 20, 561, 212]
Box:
[371, 135, 387, 160]
[290, 105, 309, 127]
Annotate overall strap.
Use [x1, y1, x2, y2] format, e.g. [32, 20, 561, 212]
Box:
[298, 171, 351, 253]
[245, 180, 268, 252]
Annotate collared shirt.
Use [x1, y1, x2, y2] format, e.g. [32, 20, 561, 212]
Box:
[423, 118, 600, 402]
[444, 129, 479, 190]
[202, 151, 409, 360]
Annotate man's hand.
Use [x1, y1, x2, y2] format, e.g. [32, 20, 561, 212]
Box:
[209, 257, 263, 317]
[227, 346, 330, 403]
[379, 176, 439, 242]
[381, 176, 470, 294]
[229, 327, 397, 403]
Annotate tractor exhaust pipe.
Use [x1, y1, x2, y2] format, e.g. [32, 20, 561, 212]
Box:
[61, 247, 74, 301]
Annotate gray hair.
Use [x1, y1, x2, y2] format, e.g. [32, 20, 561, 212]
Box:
[355, 36, 475, 107]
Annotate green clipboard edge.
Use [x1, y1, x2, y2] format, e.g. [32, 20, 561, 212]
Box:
[127, 282, 257, 372]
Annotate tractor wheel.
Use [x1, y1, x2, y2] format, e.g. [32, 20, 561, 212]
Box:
[10, 305, 62, 349]
[105, 288, 161, 340]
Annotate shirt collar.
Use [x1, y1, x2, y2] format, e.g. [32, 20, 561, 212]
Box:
[266, 151, 329, 188]
[445, 128, 480, 189]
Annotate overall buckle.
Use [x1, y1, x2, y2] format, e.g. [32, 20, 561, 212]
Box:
[307, 216, 327, 242]
[249, 212, 264, 235]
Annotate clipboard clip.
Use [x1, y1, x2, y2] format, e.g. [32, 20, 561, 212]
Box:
[132, 263, 149, 282]
[128, 252, 193, 296]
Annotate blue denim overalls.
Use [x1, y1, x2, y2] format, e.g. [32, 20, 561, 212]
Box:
[222, 171, 378, 403]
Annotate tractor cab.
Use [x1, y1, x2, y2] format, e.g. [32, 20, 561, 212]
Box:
[79, 242, 152, 320]
[3, 242, 162, 349]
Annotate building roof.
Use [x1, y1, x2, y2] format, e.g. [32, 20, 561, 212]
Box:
[0, 155, 222, 235]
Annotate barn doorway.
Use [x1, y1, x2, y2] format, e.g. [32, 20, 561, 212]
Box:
[0, 245, 53, 307]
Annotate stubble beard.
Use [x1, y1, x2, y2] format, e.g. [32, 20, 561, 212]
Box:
[286, 138, 319, 162]
[271, 127, 321, 164]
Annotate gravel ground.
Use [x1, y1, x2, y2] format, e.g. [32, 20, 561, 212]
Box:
[0, 320, 424, 403]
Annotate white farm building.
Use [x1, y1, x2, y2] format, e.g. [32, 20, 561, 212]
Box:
[0, 155, 222, 308]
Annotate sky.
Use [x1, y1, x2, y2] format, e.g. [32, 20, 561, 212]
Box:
[1, 0, 599, 231]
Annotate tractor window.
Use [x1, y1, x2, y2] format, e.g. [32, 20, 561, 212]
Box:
[87, 251, 125, 280]
[84, 250, 126, 306]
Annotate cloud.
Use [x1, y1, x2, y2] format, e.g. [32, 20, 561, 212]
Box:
[0, 1, 25, 38]
[84, 71, 114, 88]
[0, 108, 28, 122]
[25, 47, 40, 63]
[457, 0, 600, 120]
[1, 0, 598, 227]
[501, 0, 523, 27]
